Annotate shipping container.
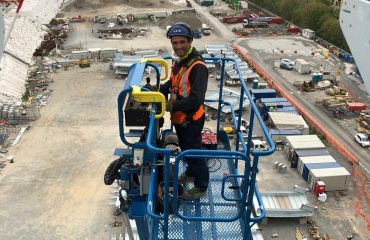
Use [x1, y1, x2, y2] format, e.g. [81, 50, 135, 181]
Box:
[308, 167, 351, 191]
[303, 162, 341, 181]
[250, 89, 276, 101]
[69, 50, 92, 60]
[302, 29, 315, 39]
[257, 97, 287, 112]
[287, 27, 300, 33]
[269, 129, 302, 142]
[258, 97, 288, 104]
[268, 17, 284, 24]
[275, 107, 298, 115]
[153, 11, 171, 18]
[298, 155, 336, 176]
[239, 1, 248, 9]
[261, 102, 293, 120]
[222, 16, 246, 24]
[99, 48, 118, 59]
[294, 58, 311, 75]
[346, 102, 367, 111]
[269, 113, 310, 136]
[286, 135, 326, 168]
[294, 149, 330, 169]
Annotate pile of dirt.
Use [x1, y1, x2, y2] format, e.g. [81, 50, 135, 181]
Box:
[158, 13, 203, 31]
[63, 0, 176, 11]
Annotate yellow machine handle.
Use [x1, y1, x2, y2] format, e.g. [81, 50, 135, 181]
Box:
[140, 58, 169, 81]
[132, 85, 166, 119]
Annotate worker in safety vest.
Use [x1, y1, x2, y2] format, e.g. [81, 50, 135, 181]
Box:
[160, 22, 209, 200]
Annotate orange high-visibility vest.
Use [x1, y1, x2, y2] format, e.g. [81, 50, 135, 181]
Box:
[170, 60, 206, 125]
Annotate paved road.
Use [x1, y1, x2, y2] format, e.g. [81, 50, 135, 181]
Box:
[188, 0, 234, 42]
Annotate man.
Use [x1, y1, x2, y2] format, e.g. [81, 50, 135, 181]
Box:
[160, 22, 209, 200]
[143, 77, 155, 91]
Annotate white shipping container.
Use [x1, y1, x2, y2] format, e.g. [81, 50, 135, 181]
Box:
[286, 135, 325, 150]
[239, 1, 249, 9]
[302, 29, 315, 39]
[294, 58, 311, 75]
[286, 135, 321, 142]
[298, 155, 337, 175]
[70, 50, 92, 60]
[308, 167, 351, 191]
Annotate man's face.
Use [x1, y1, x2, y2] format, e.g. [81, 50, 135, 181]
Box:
[171, 36, 192, 58]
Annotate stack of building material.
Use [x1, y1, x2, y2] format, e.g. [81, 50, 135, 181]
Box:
[325, 85, 347, 96]
[356, 110, 370, 135]
[322, 96, 349, 109]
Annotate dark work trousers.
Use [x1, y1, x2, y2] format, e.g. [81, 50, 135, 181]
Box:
[174, 115, 209, 192]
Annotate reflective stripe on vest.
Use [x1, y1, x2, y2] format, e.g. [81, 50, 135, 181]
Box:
[170, 60, 207, 123]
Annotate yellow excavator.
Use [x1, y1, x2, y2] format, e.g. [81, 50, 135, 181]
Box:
[78, 59, 90, 68]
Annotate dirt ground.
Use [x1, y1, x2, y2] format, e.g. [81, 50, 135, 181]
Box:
[1, 0, 370, 239]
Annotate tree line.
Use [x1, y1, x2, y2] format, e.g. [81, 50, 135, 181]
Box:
[249, 0, 349, 51]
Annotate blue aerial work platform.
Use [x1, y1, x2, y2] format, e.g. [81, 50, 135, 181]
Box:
[109, 56, 275, 240]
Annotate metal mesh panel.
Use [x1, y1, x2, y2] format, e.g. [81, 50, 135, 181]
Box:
[152, 138, 250, 239]
[153, 216, 245, 240]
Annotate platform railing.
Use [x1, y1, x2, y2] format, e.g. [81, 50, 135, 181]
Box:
[117, 57, 275, 239]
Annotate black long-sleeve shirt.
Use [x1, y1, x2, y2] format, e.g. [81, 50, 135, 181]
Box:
[160, 48, 208, 114]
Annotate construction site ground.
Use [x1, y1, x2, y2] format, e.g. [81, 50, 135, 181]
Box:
[0, 0, 369, 239]
[236, 37, 370, 172]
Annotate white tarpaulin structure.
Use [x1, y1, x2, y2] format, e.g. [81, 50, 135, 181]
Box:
[0, 0, 64, 102]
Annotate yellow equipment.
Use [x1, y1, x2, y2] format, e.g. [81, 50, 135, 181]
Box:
[78, 59, 90, 68]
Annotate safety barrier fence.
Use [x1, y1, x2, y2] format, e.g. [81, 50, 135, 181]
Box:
[232, 45, 370, 230]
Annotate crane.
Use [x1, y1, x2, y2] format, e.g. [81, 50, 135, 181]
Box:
[105, 56, 275, 239]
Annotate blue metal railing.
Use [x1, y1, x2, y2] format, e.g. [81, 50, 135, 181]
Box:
[117, 56, 275, 239]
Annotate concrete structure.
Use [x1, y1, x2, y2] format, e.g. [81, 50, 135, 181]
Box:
[0, 0, 64, 102]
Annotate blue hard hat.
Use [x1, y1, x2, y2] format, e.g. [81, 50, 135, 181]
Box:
[167, 22, 193, 39]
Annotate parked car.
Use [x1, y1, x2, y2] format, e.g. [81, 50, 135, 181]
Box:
[280, 59, 295, 70]
[250, 139, 269, 151]
[354, 133, 370, 147]
[216, 73, 221, 80]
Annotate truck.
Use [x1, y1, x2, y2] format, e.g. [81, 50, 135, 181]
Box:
[201, 23, 211, 35]
[242, 19, 268, 28]
[294, 58, 311, 74]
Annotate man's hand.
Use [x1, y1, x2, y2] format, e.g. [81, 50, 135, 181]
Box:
[166, 102, 173, 112]
[166, 97, 175, 112]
